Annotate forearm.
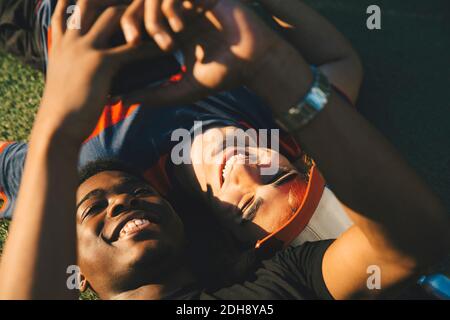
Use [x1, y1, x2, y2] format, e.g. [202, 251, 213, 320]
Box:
[257, 0, 363, 102]
[0, 117, 79, 299]
[0, 0, 140, 299]
[249, 44, 450, 266]
[257, 0, 356, 64]
[300, 93, 449, 265]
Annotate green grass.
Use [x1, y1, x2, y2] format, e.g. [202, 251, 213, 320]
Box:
[0, 49, 41, 241]
[0, 219, 10, 256]
[0, 51, 42, 254]
[0, 52, 43, 141]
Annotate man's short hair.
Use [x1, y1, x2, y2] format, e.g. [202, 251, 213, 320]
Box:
[78, 159, 143, 185]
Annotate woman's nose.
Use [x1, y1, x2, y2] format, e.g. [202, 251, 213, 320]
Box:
[229, 163, 261, 187]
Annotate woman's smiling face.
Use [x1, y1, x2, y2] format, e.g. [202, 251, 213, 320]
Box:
[183, 126, 308, 243]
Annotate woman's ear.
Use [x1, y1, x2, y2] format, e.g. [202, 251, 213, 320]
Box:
[79, 273, 89, 293]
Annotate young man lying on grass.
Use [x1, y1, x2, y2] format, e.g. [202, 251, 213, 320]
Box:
[0, 0, 448, 300]
[0, 0, 362, 282]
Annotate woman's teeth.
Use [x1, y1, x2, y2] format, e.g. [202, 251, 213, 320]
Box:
[119, 219, 150, 239]
[222, 153, 247, 182]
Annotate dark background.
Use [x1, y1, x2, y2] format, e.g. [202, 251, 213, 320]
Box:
[305, 0, 450, 210]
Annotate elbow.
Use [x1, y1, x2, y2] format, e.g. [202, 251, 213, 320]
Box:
[351, 52, 364, 92]
[323, 49, 364, 105]
[347, 51, 364, 103]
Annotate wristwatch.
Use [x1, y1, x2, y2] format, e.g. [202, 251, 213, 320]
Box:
[275, 66, 331, 133]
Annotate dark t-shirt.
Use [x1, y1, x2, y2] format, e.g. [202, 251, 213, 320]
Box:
[169, 240, 334, 300]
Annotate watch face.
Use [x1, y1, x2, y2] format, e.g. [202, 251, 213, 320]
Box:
[308, 87, 329, 111]
[277, 69, 331, 132]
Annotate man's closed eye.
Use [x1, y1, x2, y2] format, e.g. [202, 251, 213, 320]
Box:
[81, 200, 108, 222]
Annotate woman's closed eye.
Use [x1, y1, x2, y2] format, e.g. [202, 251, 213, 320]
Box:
[264, 167, 297, 186]
[240, 194, 255, 213]
[133, 188, 154, 197]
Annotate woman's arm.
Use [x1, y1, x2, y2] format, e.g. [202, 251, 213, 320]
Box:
[248, 40, 450, 299]
[256, 0, 363, 104]
[119, 0, 363, 103]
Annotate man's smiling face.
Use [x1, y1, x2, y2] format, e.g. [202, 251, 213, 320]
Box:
[75, 170, 185, 296]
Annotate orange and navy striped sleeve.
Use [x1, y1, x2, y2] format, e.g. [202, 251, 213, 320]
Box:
[0, 142, 28, 219]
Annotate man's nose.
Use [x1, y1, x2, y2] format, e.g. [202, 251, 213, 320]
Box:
[107, 194, 138, 218]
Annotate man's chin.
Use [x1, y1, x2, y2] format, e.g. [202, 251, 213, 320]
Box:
[118, 236, 161, 253]
[124, 241, 177, 273]
[114, 226, 184, 272]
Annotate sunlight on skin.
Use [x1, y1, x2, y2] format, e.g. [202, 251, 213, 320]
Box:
[272, 16, 294, 29]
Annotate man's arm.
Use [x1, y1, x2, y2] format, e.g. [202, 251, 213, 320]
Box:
[256, 0, 363, 104]
[0, 1, 156, 299]
[0, 0, 87, 299]
[248, 41, 450, 299]
[0, 125, 80, 299]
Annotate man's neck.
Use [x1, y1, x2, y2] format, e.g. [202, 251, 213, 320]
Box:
[109, 267, 196, 300]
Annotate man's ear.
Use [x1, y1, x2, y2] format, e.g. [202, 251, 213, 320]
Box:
[79, 273, 89, 293]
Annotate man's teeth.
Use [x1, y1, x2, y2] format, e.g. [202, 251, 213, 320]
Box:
[119, 219, 150, 238]
[222, 153, 247, 182]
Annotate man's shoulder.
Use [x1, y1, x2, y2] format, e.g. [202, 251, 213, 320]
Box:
[196, 241, 335, 300]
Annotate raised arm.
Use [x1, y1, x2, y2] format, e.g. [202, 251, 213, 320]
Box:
[246, 25, 450, 300]
[120, 0, 362, 107]
[0, 1, 158, 299]
[255, 0, 363, 104]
